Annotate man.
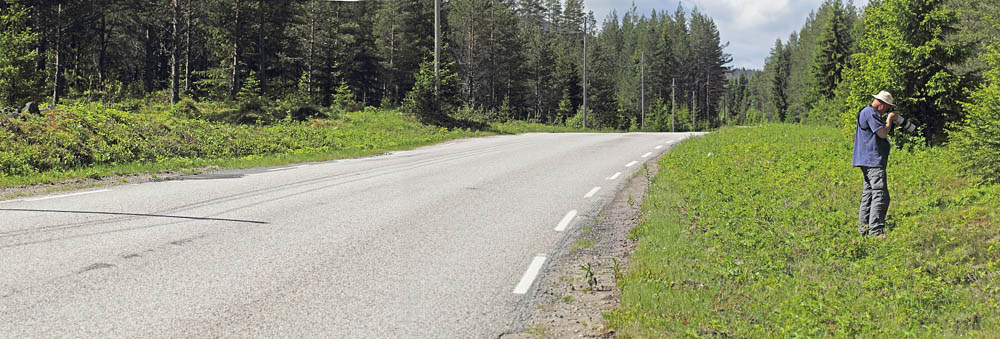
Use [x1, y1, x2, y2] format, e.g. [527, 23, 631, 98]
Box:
[852, 90, 898, 237]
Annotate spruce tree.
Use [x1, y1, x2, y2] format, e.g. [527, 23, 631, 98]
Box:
[951, 37, 1000, 180]
[0, 1, 42, 107]
[768, 40, 791, 121]
[403, 57, 460, 126]
[810, 0, 853, 99]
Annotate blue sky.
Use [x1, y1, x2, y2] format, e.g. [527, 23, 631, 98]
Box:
[583, 0, 869, 70]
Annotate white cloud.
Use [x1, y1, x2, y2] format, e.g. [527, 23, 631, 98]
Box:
[583, 0, 869, 69]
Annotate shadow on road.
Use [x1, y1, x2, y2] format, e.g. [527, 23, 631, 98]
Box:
[0, 208, 267, 225]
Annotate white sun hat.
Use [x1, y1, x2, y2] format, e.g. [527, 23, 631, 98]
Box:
[872, 90, 895, 107]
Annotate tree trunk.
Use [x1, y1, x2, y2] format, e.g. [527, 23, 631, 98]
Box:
[170, 0, 180, 105]
[98, 12, 106, 85]
[307, 0, 316, 97]
[52, 4, 62, 106]
[257, 1, 265, 95]
[143, 27, 154, 93]
[389, 21, 396, 102]
[231, 0, 241, 99]
[185, 0, 192, 92]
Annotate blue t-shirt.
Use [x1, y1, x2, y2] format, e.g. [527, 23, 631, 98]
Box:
[852, 105, 890, 168]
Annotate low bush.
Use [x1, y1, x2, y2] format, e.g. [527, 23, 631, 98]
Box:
[608, 124, 1000, 337]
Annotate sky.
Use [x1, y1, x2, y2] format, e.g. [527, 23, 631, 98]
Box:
[583, 0, 869, 70]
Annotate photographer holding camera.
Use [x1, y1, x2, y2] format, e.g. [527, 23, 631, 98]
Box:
[852, 90, 898, 237]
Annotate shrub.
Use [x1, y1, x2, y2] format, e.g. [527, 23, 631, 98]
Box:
[565, 106, 586, 129]
[170, 97, 201, 118]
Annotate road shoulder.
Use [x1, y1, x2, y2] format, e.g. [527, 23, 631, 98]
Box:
[501, 153, 661, 338]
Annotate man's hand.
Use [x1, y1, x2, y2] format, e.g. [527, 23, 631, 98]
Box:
[886, 112, 898, 128]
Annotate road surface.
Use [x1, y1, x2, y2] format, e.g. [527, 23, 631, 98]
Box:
[0, 132, 699, 338]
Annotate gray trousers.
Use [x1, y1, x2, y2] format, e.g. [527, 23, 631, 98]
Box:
[858, 166, 890, 235]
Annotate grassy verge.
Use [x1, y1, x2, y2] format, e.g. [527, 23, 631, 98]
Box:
[0, 103, 591, 189]
[607, 124, 1000, 337]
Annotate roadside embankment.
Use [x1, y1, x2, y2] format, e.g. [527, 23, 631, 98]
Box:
[608, 124, 1000, 337]
[0, 102, 585, 193]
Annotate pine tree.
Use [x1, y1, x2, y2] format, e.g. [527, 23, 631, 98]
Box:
[688, 9, 731, 128]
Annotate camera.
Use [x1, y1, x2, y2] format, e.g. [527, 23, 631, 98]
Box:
[892, 113, 917, 133]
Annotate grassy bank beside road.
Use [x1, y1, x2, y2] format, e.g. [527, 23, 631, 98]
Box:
[608, 125, 1000, 337]
[0, 102, 586, 189]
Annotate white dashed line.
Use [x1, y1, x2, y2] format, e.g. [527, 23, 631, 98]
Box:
[608, 172, 622, 180]
[585, 187, 601, 198]
[655, 145, 664, 150]
[513, 255, 548, 294]
[642, 152, 653, 158]
[625, 161, 639, 167]
[24, 189, 111, 202]
[554, 210, 578, 232]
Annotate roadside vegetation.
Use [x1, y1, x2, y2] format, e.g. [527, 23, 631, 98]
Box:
[607, 124, 1000, 337]
[0, 100, 586, 189]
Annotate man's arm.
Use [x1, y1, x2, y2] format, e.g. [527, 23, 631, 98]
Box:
[875, 112, 897, 139]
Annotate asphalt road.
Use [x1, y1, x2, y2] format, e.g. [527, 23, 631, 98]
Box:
[0, 132, 699, 338]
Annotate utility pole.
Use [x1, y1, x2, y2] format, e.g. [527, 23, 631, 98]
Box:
[640, 52, 645, 130]
[582, 20, 587, 129]
[671, 78, 675, 132]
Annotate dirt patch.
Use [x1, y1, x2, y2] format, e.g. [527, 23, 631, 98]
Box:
[502, 158, 660, 338]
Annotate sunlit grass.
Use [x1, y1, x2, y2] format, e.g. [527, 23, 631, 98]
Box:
[607, 124, 1000, 337]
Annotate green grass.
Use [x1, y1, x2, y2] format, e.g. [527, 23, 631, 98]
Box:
[571, 239, 596, 253]
[607, 124, 1000, 337]
[0, 102, 592, 189]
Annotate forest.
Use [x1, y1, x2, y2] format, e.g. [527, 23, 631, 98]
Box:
[0, 0, 730, 131]
[1, 0, 998, 179]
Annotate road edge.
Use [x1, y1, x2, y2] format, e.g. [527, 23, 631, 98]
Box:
[499, 146, 668, 338]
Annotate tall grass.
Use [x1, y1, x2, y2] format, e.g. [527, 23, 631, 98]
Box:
[608, 124, 1000, 337]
